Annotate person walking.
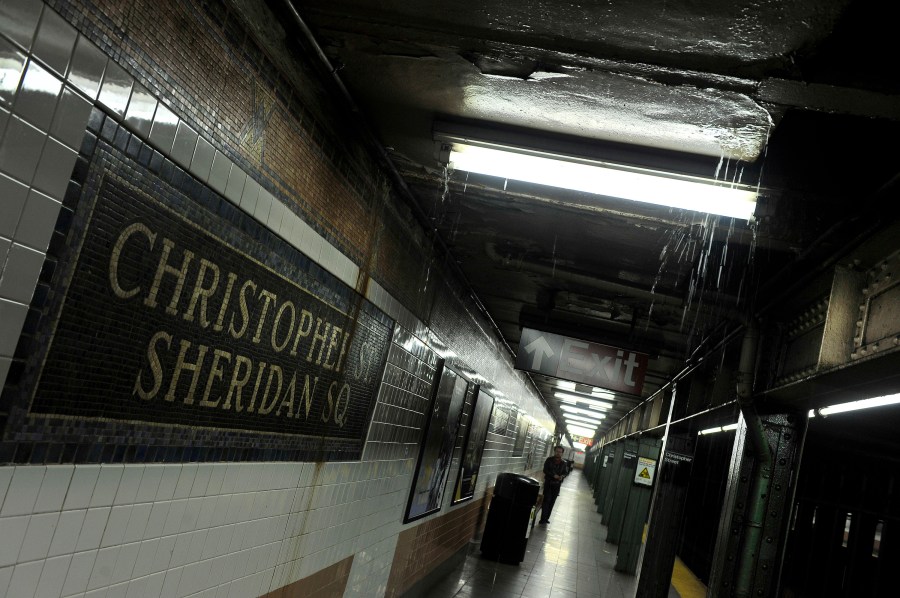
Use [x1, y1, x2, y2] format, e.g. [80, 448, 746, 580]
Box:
[539, 445, 567, 524]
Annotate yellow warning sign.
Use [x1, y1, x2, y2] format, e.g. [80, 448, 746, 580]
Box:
[634, 457, 656, 486]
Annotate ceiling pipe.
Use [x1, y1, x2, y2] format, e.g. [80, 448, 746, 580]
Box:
[279, 1, 559, 421]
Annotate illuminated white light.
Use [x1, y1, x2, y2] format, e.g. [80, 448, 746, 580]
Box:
[573, 442, 587, 450]
[449, 145, 758, 220]
[560, 404, 606, 419]
[554, 392, 613, 410]
[699, 423, 739, 435]
[565, 415, 603, 427]
[591, 389, 615, 400]
[556, 380, 577, 391]
[568, 424, 597, 438]
[817, 393, 900, 416]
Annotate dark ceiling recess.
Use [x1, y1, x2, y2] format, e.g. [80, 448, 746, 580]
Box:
[283, 0, 900, 441]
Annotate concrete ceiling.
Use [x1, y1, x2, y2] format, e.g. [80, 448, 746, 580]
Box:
[282, 0, 900, 442]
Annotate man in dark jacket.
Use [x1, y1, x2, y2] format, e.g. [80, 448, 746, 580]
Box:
[539, 445, 567, 524]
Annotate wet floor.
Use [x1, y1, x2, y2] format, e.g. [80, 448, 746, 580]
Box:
[425, 469, 681, 597]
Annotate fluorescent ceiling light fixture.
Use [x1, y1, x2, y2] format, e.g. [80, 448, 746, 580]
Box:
[813, 393, 900, 417]
[556, 380, 577, 391]
[573, 441, 587, 450]
[591, 389, 615, 400]
[554, 392, 614, 410]
[560, 405, 606, 419]
[448, 144, 758, 220]
[699, 423, 739, 436]
[568, 425, 597, 438]
[563, 414, 603, 426]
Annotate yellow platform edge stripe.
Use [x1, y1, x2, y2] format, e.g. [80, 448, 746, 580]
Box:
[671, 555, 708, 598]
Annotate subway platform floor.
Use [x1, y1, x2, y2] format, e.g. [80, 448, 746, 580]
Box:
[424, 469, 681, 598]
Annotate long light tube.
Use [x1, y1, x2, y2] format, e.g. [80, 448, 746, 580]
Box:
[698, 423, 739, 435]
[449, 144, 757, 220]
[560, 404, 606, 419]
[567, 424, 597, 438]
[554, 392, 614, 410]
[815, 393, 900, 417]
[563, 415, 603, 426]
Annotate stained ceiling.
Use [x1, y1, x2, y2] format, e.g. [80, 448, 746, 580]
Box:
[276, 0, 900, 442]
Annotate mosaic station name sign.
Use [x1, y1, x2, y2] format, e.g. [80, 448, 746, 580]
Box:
[32, 178, 391, 442]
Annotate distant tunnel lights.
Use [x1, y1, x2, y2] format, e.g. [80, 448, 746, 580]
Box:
[447, 144, 758, 220]
[698, 423, 739, 436]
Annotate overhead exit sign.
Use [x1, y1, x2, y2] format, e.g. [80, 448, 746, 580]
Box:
[515, 327, 649, 395]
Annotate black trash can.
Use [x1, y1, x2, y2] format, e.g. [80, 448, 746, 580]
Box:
[480, 473, 541, 564]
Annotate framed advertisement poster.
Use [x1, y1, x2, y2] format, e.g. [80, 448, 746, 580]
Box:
[404, 362, 469, 522]
[512, 412, 529, 457]
[451, 388, 495, 504]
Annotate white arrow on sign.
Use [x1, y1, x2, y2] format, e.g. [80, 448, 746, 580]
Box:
[524, 335, 554, 370]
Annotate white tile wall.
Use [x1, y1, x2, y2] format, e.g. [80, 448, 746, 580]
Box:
[0, 3, 554, 598]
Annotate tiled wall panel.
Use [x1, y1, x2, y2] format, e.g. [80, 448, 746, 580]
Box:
[0, 2, 555, 598]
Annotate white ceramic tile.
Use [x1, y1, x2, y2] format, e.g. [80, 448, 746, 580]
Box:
[170, 121, 198, 169]
[190, 465, 213, 498]
[252, 188, 273, 223]
[7, 559, 42, 598]
[302, 229, 324, 264]
[0, 115, 46, 184]
[97, 60, 133, 118]
[173, 465, 197, 500]
[47, 508, 86, 557]
[0, 297, 28, 356]
[152, 535, 176, 574]
[89, 465, 124, 508]
[0, 173, 28, 238]
[155, 466, 180, 502]
[159, 566, 182, 598]
[223, 165, 246, 206]
[87, 545, 117, 590]
[135, 466, 164, 504]
[137, 571, 165, 598]
[0, 40, 26, 109]
[1, 467, 46, 517]
[179, 498, 202, 533]
[49, 86, 92, 150]
[189, 136, 215, 183]
[162, 499, 187, 536]
[110, 541, 139, 585]
[13, 60, 62, 133]
[14, 188, 60, 252]
[18, 511, 59, 562]
[75, 507, 110, 551]
[0, 565, 11, 598]
[0, 241, 43, 302]
[62, 465, 100, 510]
[208, 151, 231, 195]
[66, 35, 106, 100]
[0, 0, 43, 52]
[144, 502, 170, 540]
[132, 539, 159, 579]
[32, 136, 77, 201]
[113, 466, 143, 506]
[147, 103, 177, 155]
[238, 176, 260, 214]
[124, 83, 157, 140]
[100, 505, 131, 548]
[0, 515, 29, 566]
[60, 548, 96, 596]
[30, 465, 72, 514]
[106, 581, 129, 598]
[31, 7, 77, 78]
